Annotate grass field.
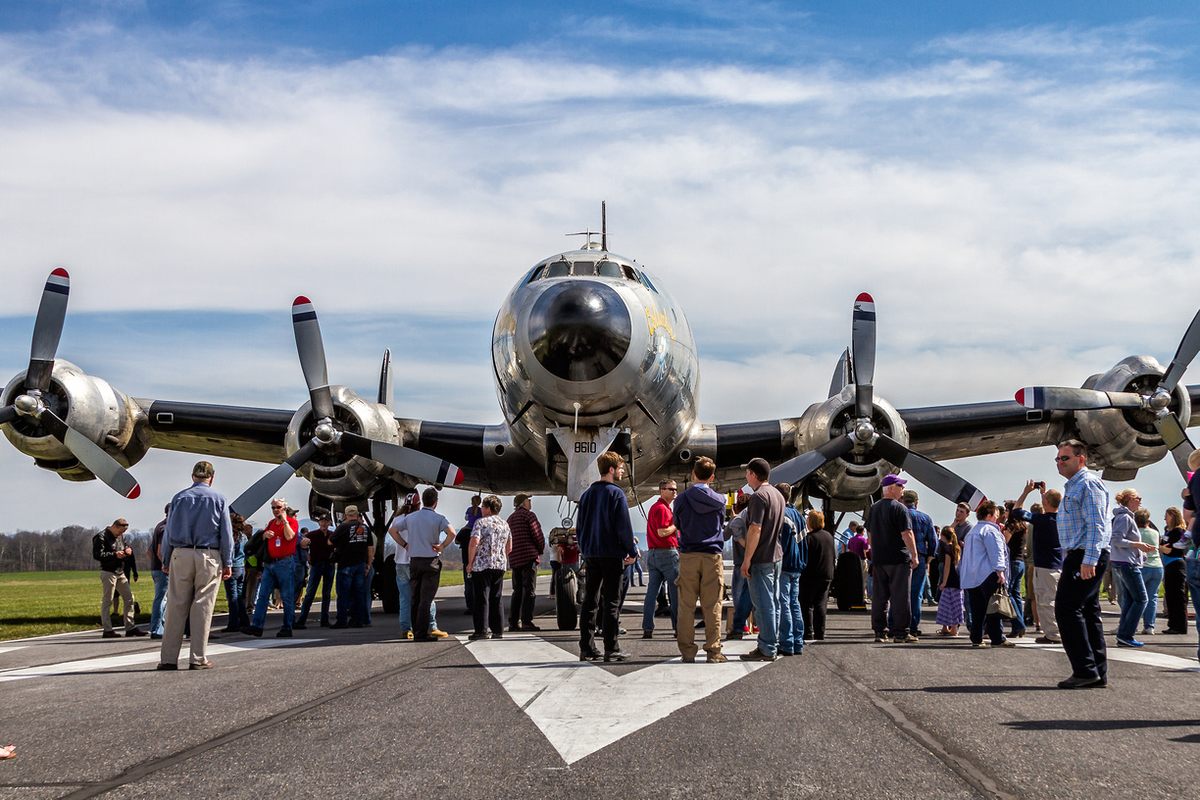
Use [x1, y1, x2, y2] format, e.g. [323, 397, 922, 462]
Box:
[0, 568, 469, 642]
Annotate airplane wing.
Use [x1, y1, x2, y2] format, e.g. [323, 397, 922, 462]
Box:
[136, 399, 293, 464]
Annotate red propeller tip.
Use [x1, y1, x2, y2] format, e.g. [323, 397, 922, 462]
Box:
[855, 292, 873, 303]
[293, 296, 311, 306]
[1014, 389, 1025, 405]
[452, 469, 465, 486]
[50, 267, 69, 279]
[126, 484, 142, 500]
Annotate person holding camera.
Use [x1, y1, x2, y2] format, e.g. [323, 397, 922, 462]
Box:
[243, 498, 300, 638]
[1012, 479, 1063, 644]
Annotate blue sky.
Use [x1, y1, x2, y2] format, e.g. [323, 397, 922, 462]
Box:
[2, 1, 1199, 532]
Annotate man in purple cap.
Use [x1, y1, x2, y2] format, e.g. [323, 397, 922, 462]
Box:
[866, 473, 920, 643]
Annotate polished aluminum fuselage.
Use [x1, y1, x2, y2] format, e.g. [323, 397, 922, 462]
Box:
[492, 249, 699, 492]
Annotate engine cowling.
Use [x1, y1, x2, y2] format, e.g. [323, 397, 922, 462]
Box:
[793, 384, 910, 511]
[283, 385, 401, 502]
[0, 360, 149, 481]
[1073, 355, 1191, 480]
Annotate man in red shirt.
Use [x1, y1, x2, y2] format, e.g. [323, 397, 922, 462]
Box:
[243, 498, 299, 637]
[507, 494, 546, 632]
[642, 479, 680, 638]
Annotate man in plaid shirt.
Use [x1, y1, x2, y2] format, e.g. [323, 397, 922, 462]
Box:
[507, 494, 546, 632]
[1053, 439, 1112, 689]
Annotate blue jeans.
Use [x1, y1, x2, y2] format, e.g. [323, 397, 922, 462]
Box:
[777, 570, 803, 654]
[1007, 560, 1027, 635]
[364, 566, 374, 624]
[299, 559, 335, 626]
[150, 569, 169, 636]
[224, 567, 247, 630]
[748, 562, 781, 656]
[252, 556, 296, 630]
[1186, 558, 1200, 662]
[1111, 562, 1147, 642]
[908, 558, 929, 634]
[394, 564, 439, 633]
[1140, 565, 1163, 630]
[336, 565, 369, 626]
[731, 549, 752, 632]
[641, 549, 679, 633]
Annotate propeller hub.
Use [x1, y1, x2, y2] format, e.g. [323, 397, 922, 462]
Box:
[853, 419, 877, 445]
[1148, 388, 1172, 411]
[13, 394, 42, 417]
[314, 421, 338, 444]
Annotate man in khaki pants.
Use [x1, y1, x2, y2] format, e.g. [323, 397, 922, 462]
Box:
[96, 519, 146, 638]
[158, 461, 234, 670]
[673, 456, 730, 663]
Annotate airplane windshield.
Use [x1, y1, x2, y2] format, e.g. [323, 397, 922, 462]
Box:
[596, 260, 622, 278]
[546, 260, 572, 278]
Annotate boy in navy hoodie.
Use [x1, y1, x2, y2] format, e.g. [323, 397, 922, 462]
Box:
[577, 451, 638, 662]
[674, 456, 730, 663]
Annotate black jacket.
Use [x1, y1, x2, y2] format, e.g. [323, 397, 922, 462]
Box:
[95, 530, 128, 573]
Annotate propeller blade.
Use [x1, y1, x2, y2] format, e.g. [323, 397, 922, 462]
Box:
[291, 296, 336, 421]
[1014, 387, 1144, 411]
[852, 293, 875, 419]
[0, 406, 16, 426]
[872, 433, 985, 510]
[37, 409, 140, 499]
[1158, 308, 1200, 394]
[340, 431, 464, 487]
[1154, 412, 1196, 479]
[827, 347, 851, 399]
[378, 348, 394, 410]
[25, 268, 70, 394]
[771, 434, 855, 486]
[230, 438, 321, 519]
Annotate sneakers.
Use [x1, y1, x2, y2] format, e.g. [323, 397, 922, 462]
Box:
[401, 630, 414, 640]
[706, 652, 728, 664]
[739, 648, 777, 662]
[1141, 627, 1156, 636]
[1116, 637, 1145, 648]
[874, 636, 886, 643]
[893, 634, 918, 644]
[428, 629, 449, 639]
[603, 650, 630, 663]
[999, 639, 1017, 648]
[188, 660, 214, 670]
[579, 650, 602, 662]
[972, 642, 991, 648]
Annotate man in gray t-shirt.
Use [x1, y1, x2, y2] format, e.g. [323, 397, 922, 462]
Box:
[739, 458, 786, 662]
[392, 488, 456, 641]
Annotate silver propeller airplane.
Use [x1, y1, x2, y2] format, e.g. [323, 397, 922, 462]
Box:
[4, 220, 1199, 523]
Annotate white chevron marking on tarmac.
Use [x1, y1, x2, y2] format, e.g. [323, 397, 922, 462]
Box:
[460, 633, 772, 765]
[1013, 638, 1200, 671]
[0, 638, 314, 683]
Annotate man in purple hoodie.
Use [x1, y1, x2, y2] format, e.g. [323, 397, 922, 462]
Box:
[674, 456, 730, 663]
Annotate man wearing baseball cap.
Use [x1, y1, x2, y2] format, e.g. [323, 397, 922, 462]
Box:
[866, 473, 920, 643]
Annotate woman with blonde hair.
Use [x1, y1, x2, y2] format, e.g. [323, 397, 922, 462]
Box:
[1160, 506, 1190, 635]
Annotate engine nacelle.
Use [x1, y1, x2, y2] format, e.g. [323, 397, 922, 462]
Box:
[794, 385, 910, 512]
[283, 385, 400, 502]
[0, 360, 149, 481]
[1073, 355, 1191, 480]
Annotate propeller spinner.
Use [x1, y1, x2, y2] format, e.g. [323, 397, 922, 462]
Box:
[229, 297, 464, 518]
[0, 269, 140, 499]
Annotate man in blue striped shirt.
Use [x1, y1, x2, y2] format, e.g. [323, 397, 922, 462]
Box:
[1053, 440, 1112, 689]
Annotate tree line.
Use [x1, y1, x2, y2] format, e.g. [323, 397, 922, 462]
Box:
[0, 527, 152, 573]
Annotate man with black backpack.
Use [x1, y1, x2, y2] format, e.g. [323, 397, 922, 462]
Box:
[94, 519, 147, 638]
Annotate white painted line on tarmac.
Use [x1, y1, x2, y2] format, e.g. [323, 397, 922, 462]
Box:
[0, 645, 27, 656]
[460, 633, 772, 765]
[0, 638, 315, 683]
[1014, 638, 1200, 672]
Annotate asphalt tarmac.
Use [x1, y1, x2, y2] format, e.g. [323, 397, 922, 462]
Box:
[1, 582, 1197, 800]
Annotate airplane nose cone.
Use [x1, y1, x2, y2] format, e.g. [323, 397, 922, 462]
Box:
[528, 281, 632, 382]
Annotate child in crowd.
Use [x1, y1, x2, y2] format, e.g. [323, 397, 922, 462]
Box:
[936, 526, 964, 637]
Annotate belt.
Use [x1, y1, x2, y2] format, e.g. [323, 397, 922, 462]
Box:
[176, 545, 220, 550]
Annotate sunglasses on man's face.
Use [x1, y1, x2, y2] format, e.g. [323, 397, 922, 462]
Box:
[1054, 455, 1073, 463]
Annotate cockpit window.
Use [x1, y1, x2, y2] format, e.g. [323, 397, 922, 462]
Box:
[596, 260, 622, 278]
[621, 264, 639, 282]
[545, 260, 572, 278]
[526, 265, 546, 284]
[637, 272, 658, 293]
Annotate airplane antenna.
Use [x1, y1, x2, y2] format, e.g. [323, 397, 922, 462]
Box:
[565, 229, 600, 249]
[601, 201, 607, 251]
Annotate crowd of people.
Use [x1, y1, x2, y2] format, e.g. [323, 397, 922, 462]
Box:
[85, 439, 1200, 688]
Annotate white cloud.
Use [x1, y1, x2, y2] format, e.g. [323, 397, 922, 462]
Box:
[1, 20, 1199, 531]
